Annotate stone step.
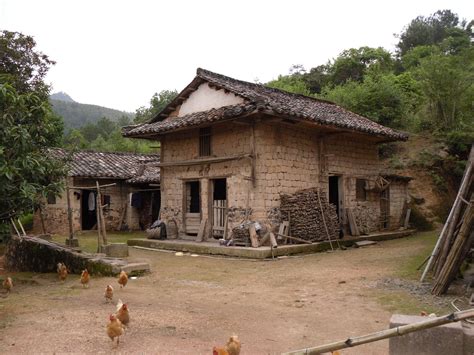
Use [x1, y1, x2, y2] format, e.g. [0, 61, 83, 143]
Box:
[118, 262, 151, 276]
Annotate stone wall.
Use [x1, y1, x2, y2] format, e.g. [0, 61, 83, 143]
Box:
[159, 119, 409, 237]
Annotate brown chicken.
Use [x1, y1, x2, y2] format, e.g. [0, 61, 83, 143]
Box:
[213, 347, 229, 355]
[57, 263, 68, 282]
[116, 299, 130, 326]
[213, 335, 241, 355]
[80, 269, 90, 288]
[3, 277, 13, 293]
[118, 270, 128, 289]
[106, 314, 124, 346]
[105, 285, 114, 303]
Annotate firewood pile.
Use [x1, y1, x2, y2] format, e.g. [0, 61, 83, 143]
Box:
[231, 223, 251, 246]
[352, 204, 378, 235]
[280, 188, 339, 242]
[427, 145, 474, 296]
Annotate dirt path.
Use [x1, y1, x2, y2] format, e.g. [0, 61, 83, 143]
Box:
[0, 235, 434, 354]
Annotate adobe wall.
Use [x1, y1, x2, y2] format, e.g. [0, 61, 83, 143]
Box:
[159, 120, 408, 236]
[32, 178, 147, 235]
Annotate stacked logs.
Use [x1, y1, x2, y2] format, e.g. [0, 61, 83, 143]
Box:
[280, 188, 339, 242]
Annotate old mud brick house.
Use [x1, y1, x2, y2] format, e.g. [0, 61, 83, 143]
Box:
[123, 68, 411, 240]
[33, 149, 161, 235]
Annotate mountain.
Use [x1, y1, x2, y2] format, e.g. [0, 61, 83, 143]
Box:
[49, 92, 135, 131]
[50, 91, 75, 102]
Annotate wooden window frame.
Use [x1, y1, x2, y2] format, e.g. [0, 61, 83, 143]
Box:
[199, 127, 211, 157]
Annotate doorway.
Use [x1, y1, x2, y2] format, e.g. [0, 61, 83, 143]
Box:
[184, 181, 200, 235]
[211, 178, 227, 239]
[328, 176, 341, 218]
[81, 190, 97, 230]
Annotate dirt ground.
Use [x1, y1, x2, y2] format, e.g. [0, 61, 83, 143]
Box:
[0, 234, 445, 354]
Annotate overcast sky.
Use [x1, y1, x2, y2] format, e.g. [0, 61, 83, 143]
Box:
[1, 0, 472, 112]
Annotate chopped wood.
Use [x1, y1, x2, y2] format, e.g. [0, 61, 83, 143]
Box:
[280, 188, 339, 243]
[248, 223, 259, 248]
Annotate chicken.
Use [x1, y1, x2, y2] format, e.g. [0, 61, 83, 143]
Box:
[117, 270, 128, 289]
[80, 269, 90, 288]
[213, 335, 241, 355]
[105, 285, 114, 303]
[225, 335, 241, 355]
[3, 277, 13, 293]
[213, 347, 229, 355]
[106, 314, 124, 346]
[116, 299, 130, 326]
[57, 262, 68, 282]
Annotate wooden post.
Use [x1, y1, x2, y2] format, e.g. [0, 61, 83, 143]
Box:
[249, 223, 259, 248]
[249, 123, 256, 188]
[65, 180, 74, 242]
[282, 308, 474, 355]
[96, 181, 107, 246]
[269, 232, 278, 248]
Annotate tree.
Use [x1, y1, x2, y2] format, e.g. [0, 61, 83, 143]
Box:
[414, 48, 474, 130]
[396, 10, 470, 56]
[0, 31, 55, 99]
[0, 31, 65, 224]
[328, 47, 394, 86]
[134, 90, 178, 123]
[267, 74, 311, 95]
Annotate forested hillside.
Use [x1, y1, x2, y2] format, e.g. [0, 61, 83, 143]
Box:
[50, 94, 134, 130]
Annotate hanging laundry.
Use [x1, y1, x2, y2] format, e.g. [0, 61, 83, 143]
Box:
[88, 191, 96, 211]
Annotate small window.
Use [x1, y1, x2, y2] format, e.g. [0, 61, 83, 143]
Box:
[356, 179, 367, 201]
[199, 127, 211, 157]
[47, 192, 56, 205]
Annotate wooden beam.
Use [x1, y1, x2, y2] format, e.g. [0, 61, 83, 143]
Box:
[249, 224, 259, 248]
[151, 154, 252, 167]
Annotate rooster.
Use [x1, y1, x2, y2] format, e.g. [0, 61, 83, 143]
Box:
[213, 335, 241, 355]
[106, 314, 124, 346]
[80, 269, 90, 288]
[118, 270, 128, 289]
[116, 299, 130, 326]
[105, 285, 114, 303]
[57, 263, 68, 282]
[3, 277, 13, 293]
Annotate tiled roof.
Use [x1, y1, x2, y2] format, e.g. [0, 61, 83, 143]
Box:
[50, 148, 160, 183]
[126, 165, 161, 184]
[123, 68, 408, 141]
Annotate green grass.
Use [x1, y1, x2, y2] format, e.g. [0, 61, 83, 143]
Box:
[52, 230, 146, 254]
[396, 231, 439, 280]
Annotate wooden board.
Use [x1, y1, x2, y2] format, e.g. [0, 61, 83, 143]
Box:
[196, 219, 207, 242]
[347, 208, 360, 236]
[185, 213, 200, 234]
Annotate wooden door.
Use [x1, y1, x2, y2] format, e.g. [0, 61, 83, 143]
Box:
[184, 181, 200, 235]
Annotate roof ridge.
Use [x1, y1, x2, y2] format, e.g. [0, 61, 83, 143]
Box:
[196, 67, 338, 106]
[52, 147, 159, 158]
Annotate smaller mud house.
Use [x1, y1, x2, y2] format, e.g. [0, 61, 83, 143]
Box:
[123, 68, 411, 241]
[33, 149, 160, 235]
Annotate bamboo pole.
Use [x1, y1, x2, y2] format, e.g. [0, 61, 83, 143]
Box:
[432, 195, 474, 295]
[17, 218, 26, 236]
[95, 190, 102, 253]
[421, 146, 473, 282]
[10, 218, 21, 237]
[282, 309, 474, 355]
